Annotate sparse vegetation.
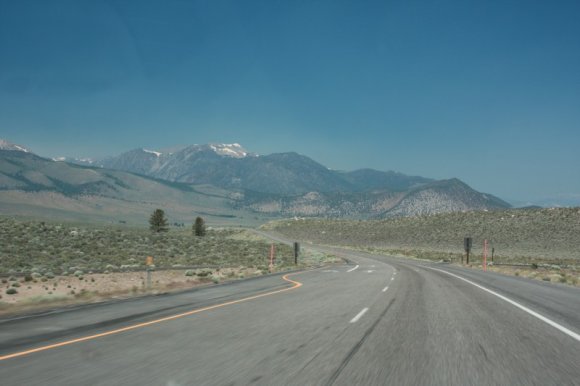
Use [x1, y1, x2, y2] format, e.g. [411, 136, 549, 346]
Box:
[265, 208, 580, 286]
[264, 207, 580, 265]
[0, 216, 296, 274]
[0, 215, 340, 313]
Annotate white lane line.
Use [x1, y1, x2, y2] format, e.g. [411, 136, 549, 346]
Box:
[391, 277, 395, 281]
[382, 286, 389, 292]
[347, 265, 359, 273]
[427, 267, 580, 343]
[350, 308, 369, 323]
[366, 270, 375, 273]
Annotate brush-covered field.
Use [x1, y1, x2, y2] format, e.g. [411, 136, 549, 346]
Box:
[264, 207, 580, 265]
[0, 217, 303, 274]
[264, 208, 580, 286]
[0, 216, 337, 312]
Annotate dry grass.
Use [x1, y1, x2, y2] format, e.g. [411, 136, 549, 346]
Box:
[264, 207, 580, 287]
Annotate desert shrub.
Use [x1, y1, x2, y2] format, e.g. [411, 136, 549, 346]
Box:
[11, 282, 21, 287]
[6, 288, 17, 295]
[184, 270, 195, 276]
[0, 218, 297, 274]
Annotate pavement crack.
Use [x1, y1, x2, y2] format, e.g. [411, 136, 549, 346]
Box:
[325, 298, 395, 386]
[478, 343, 489, 362]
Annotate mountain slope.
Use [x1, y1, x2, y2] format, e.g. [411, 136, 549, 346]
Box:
[98, 145, 439, 196]
[383, 178, 511, 217]
[0, 149, 264, 225]
[340, 169, 433, 192]
[0, 139, 512, 221]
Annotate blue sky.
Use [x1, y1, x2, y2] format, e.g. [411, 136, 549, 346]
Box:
[1, 0, 579, 204]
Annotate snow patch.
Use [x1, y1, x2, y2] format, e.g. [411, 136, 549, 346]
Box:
[143, 149, 162, 157]
[0, 139, 31, 153]
[208, 143, 249, 158]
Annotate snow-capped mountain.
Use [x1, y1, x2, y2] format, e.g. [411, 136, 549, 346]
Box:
[0, 139, 512, 218]
[0, 139, 31, 153]
[98, 143, 259, 182]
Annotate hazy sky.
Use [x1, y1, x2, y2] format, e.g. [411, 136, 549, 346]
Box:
[1, 0, 579, 203]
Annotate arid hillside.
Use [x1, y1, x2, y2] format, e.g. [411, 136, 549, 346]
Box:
[264, 208, 580, 265]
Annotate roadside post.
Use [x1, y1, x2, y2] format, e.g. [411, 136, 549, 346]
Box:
[464, 237, 472, 265]
[269, 244, 275, 272]
[146, 256, 154, 289]
[483, 239, 488, 272]
[294, 242, 300, 265]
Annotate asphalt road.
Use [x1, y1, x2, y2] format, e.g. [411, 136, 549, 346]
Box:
[0, 238, 579, 385]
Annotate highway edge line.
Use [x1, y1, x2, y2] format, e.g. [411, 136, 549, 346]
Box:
[426, 267, 580, 343]
[0, 273, 304, 362]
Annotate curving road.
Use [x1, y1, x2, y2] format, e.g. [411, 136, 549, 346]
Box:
[0, 237, 579, 385]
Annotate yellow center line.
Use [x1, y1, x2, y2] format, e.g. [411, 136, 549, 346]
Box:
[0, 273, 303, 362]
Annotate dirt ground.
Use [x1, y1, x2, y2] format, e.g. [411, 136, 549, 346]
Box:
[0, 267, 265, 315]
[462, 264, 580, 287]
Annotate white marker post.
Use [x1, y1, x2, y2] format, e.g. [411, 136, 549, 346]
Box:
[269, 244, 275, 272]
[146, 256, 154, 289]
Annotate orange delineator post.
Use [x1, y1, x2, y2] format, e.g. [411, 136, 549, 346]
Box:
[483, 239, 488, 272]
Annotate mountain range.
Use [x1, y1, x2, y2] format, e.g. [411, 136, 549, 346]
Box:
[0, 139, 511, 223]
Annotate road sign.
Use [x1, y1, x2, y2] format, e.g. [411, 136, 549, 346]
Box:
[464, 237, 473, 252]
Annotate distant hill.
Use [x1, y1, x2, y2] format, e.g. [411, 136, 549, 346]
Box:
[0, 139, 512, 221]
[263, 207, 580, 263]
[0, 149, 268, 225]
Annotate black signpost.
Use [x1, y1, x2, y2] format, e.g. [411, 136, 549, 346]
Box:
[293, 242, 300, 265]
[464, 237, 472, 264]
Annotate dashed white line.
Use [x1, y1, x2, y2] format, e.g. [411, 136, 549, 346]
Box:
[350, 308, 369, 323]
[347, 265, 359, 273]
[382, 286, 389, 292]
[427, 267, 580, 343]
[391, 277, 395, 281]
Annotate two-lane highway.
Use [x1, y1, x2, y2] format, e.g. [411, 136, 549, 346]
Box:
[0, 241, 579, 385]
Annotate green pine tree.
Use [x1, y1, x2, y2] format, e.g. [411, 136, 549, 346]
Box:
[149, 209, 169, 232]
[193, 216, 206, 236]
